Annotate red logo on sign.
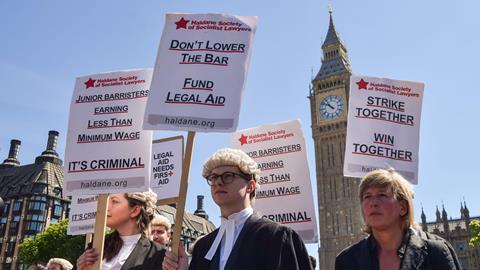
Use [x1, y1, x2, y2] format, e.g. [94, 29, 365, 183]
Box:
[238, 134, 248, 146]
[175, 17, 189, 29]
[356, 78, 368, 90]
[84, 78, 96, 89]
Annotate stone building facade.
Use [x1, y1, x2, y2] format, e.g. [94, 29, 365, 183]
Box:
[421, 204, 480, 270]
[0, 131, 69, 269]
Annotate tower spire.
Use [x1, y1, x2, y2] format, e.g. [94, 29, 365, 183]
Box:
[463, 200, 470, 219]
[313, 9, 351, 82]
[322, 7, 343, 49]
[420, 205, 427, 232]
[436, 206, 441, 222]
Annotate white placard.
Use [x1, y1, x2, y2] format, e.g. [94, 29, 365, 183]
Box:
[344, 75, 424, 184]
[151, 136, 184, 200]
[231, 120, 318, 243]
[144, 13, 257, 132]
[64, 69, 153, 195]
[67, 195, 98, 235]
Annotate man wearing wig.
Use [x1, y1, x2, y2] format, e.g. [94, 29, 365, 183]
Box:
[335, 169, 461, 270]
[163, 148, 312, 270]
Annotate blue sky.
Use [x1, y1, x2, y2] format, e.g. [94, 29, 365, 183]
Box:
[2, 0, 479, 262]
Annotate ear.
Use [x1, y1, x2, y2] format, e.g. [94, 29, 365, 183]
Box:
[399, 200, 408, 217]
[246, 179, 256, 193]
[129, 205, 141, 219]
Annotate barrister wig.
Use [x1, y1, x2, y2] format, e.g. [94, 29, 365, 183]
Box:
[46, 258, 73, 270]
[151, 214, 171, 230]
[359, 168, 418, 234]
[104, 190, 157, 261]
[202, 148, 261, 189]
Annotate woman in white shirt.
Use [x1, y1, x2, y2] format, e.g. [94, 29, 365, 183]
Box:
[75, 191, 165, 270]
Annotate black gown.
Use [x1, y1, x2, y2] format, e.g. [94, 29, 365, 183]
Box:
[73, 236, 165, 270]
[189, 212, 313, 270]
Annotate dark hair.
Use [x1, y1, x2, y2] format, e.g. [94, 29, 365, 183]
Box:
[103, 194, 154, 261]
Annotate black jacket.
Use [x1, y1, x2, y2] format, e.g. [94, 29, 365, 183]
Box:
[335, 228, 461, 270]
[189, 212, 312, 270]
[74, 236, 165, 270]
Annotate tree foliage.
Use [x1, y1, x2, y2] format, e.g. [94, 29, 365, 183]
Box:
[470, 220, 480, 247]
[18, 219, 85, 266]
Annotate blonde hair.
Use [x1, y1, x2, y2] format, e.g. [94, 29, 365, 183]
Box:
[151, 214, 171, 230]
[359, 169, 417, 234]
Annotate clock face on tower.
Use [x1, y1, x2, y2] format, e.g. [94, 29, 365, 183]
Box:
[319, 95, 344, 120]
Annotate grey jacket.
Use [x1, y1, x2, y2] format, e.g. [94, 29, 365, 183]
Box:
[335, 228, 461, 270]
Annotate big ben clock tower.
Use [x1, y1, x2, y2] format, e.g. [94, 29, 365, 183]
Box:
[309, 10, 364, 270]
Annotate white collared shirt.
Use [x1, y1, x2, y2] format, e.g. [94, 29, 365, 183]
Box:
[102, 233, 141, 270]
[204, 207, 254, 270]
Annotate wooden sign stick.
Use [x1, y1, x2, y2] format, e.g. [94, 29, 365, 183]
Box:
[84, 233, 93, 250]
[171, 131, 196, 254]
[91, 194, 109, 270]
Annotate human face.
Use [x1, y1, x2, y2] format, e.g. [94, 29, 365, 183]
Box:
[47, 263, 62, 270]
[361, 186, 407, 232]
[209, 166, 255, 212]
[106, 193, 138, 229]
[152, 225, 170, 245]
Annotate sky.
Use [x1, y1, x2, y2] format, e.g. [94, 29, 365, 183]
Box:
[1, 0, 480, 264]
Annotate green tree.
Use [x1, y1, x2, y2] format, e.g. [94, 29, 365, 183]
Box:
[469, 220, 480, 247]
[19, 219, 85, 266]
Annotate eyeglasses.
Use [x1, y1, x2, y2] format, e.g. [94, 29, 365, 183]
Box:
[204, 171, 252, 186]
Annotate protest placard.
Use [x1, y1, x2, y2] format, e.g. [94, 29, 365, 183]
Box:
[67, 195, 98, 235]
[67, 136, 184, 235]
[64, 69, 153, 195]
[151, 136, 184, 204]
[231, 120, 318, 243]
[344, 75, 424, 183]
[144, 13, 257, 132]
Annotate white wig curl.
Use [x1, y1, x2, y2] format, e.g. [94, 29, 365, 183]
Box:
[202, 148, 261, 188]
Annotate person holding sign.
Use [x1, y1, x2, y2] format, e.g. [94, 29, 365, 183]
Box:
[163, 148, 312, 270]
[335, 169, 461, 270]
[75, 191, 165, 270]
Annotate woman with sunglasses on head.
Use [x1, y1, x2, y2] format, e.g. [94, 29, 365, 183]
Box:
[75, 191, 165, 270]
[335, 169, 461, 270]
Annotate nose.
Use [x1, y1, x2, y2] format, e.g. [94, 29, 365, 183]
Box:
[211, 178, 224, 187]
[366, 196, 380, 207]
